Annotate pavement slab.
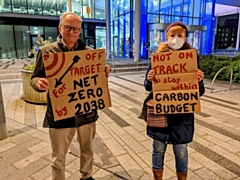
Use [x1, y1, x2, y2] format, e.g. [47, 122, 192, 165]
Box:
[0, 59, 240, 179]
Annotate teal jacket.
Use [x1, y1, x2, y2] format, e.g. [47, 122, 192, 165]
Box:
[31, 36, 98, 128]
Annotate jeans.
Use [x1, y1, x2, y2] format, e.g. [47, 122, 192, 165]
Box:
[152, 139, 188, 172]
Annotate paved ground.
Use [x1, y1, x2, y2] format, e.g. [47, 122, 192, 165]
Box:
[0, 59, 240, 180]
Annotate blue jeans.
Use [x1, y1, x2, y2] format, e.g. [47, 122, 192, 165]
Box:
[152, 139, 188, 172]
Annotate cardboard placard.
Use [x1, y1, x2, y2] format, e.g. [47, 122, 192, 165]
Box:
[43, 49, 111, 121]
[151, 49, 201, 114]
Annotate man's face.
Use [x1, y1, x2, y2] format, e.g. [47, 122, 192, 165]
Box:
[58, 15, 81, 44]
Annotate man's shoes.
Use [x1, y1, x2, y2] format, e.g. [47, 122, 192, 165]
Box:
[80, 177, 95, 180]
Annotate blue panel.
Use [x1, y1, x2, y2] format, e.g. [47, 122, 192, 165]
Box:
[203, 0, 216, 54]
[140, 0, 147, 59]
[216, 0, 239, 6]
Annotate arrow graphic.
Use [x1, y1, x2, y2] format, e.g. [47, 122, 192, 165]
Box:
[54, 55, 81, 88]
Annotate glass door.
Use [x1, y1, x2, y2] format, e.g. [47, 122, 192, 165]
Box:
[95, 28, 106, 49]
[149, 30, 164, 53]
[187, 26, 207, 55]
[113, 35, 118, 55]
[148, 23, 169, 56]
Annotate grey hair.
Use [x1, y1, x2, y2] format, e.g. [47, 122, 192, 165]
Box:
[59, 12, 82, 25]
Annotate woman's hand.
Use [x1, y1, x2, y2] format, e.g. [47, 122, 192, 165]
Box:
[105, 65, 111, 77]
[196, 69, 204, 82]
[147, 70, 155, 82]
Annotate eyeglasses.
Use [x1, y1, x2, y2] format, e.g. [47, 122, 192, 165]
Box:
[61, 25, 81, 33]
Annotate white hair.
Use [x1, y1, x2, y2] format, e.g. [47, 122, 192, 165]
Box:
[59, 12, 82, 25]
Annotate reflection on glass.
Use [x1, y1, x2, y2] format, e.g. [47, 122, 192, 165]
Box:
[149, 30, 164, 53]
[82, 0, 93, 18]
[110, 0, 131, 57]
[45, 27, 58, 43]
[72, 0, 82, 17]
[27, 0, 43, 15]
[0, 25, 16, 58]
[95, 0, 105, 19]
[11, 0, 27, 14]
[172, 0, 183, 17]
[0, 1, 12, 13]
[15, 25, 30, 58]
[0, 0, 68, 15]
[148, 14, 159, 23]
[96, 28, 106, 49]
[30, 26, 44, 35]
[148, 0, 160, 13]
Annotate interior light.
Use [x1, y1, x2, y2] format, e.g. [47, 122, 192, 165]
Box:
[96, 12, 100, 14]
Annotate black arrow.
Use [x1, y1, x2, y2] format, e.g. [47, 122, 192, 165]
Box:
[54, 55, 81, 88]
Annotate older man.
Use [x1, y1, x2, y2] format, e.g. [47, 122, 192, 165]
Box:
[31, 12, 111, 180]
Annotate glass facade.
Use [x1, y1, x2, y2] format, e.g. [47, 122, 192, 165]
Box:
[110, 0, 132, 57]
[0, 25, 16, 58]
[0, 0, 222, 59]
[110, 0, 215, 58]
[0, 0, 67, 15]
[0, 20, 59, 59]
[71, 0, 105, 19]
[0, 0, 106, 59]
[0, 0, 105, 18]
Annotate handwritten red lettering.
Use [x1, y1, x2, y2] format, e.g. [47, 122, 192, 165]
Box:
[153, 79, 161, 84]
[179, 52, 185, 59]
[86, 53, 91, 60]
[153, 53, 172, 62]
[85, 51, 104, 61]
[98, 51, 104, 60]
[70, 63, 102, 76]
[172, 83, 198, 90]
[92, 52, 97, 60]
[53, 83, 66, 98]
[178, 52, 193, 59]
[55, 106, 68, 117]
[163, 77, 181, 84]
[152, 63, 187, 74]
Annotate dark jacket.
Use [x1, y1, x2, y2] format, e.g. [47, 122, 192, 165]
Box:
[31, 36, 98, 128]
[143, 48, 205, 144]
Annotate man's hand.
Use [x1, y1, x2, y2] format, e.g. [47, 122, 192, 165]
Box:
[147, 70, 155, 82]
[196, 69, 204, 82]
[36, 78, 49, 91]
[105, 65, 111, 77]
